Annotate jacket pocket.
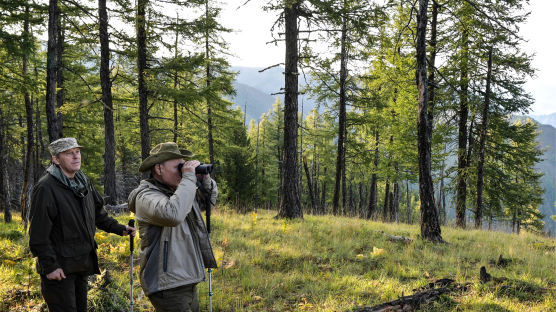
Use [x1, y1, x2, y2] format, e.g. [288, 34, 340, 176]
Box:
[163, 240, 168, 272]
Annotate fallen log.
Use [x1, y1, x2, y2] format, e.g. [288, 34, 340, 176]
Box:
[352, 279, 467, 312]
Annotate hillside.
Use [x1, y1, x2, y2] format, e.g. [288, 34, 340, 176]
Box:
[1, 210, 554, 311]
[536, 122, 556, 235]
[230, 66, 318, 122]
[530, 112, 556, 128]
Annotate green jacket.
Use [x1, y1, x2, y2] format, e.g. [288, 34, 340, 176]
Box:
[128, 172, 218, 295]
[29, 172, 126, 275]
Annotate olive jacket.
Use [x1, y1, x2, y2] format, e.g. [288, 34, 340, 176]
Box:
[128, 172, 218, 296]
[29, 172, 126, 276]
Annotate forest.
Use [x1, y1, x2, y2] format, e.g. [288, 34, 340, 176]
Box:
[0, 0, 551, 237]
[1, 0, 555, 311]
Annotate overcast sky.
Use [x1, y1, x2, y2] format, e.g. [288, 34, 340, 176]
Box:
[220, 0, 555, 116]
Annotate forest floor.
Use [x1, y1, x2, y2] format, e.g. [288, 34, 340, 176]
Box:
[0, 207, 554, 311]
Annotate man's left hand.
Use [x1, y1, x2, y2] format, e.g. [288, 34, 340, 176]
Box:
[123, 225, 136, 237]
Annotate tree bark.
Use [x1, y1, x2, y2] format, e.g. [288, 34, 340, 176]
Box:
[99, 0, 117, 205]
[321, 167, 327, 213]
[406, 177, 411, 223]
[333, 14, 348, 216]
[393, 180, 400, 223]
[137, 0, 150, 163]
[277, 1, 302, 219]
[303, 156, 316, 212]
[416, 0, 442, 242]
[173, 17, 179, 143]
[46, 0, 62, 141]
[475, 46, 493, 229]
[456, 17, 470, 229]
[21, 5, 34, 229]
[367, 131, 379, 219]
[0, 104, 11, 223]
[56, 8, 64, 129]
[205, 0, 215, 170]
[383, 180, 390, 221]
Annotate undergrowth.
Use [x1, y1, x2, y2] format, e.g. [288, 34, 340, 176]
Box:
[0, 207, 554, 311]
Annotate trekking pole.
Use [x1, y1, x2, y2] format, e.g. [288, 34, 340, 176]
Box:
[128, 219, 135, 312]
[206, 201, 213, 312]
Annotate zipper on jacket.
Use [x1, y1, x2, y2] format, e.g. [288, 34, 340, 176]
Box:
[163, 240, 168, 272]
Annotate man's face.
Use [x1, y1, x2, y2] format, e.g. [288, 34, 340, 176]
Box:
[52, 147, 81, 177]
[156, 158, 184, 189]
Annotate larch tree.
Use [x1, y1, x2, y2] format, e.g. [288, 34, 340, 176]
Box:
[415, 0, 442, 242]
[277, 0, 303, 219]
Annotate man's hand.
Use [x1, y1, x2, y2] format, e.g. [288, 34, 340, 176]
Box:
[46, 268, 66, 281]
[181, 160, 200, 174]
[123, 225, 136, 237]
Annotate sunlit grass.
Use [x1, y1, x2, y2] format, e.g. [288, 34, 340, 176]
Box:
[0, 208, 554, 311]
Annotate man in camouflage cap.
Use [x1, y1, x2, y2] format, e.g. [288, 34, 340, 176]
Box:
[29, 137, 136, 312]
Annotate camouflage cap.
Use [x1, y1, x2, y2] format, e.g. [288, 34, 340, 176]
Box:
[48, 137, 83, 156]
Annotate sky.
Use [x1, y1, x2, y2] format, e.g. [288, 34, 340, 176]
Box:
[220, 0, 555, 116]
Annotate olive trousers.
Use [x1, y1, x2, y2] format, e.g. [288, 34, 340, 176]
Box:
[148, 284, 199, 312]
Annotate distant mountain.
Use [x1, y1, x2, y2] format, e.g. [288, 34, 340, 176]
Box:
[230, 66, 318, 122]
[516, 115, 556, 236]
[231, 82, 279, 122]
[535, 122, 556, 236]
[529, 112, 556, 128]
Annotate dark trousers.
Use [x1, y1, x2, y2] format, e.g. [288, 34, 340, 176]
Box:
[40, 273, 88, 312]
[148, 284, 199, 312]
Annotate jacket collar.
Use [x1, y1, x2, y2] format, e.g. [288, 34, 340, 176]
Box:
[47, 164, 88, 198]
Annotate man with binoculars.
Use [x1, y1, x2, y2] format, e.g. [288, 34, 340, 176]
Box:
[128, 142, 218, 312]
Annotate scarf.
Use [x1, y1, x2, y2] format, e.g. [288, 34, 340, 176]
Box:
[47, 164, 88, 198]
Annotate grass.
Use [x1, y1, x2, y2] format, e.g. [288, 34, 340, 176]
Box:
[0, 207, 554, 311]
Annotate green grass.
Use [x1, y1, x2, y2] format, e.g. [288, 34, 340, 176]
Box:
[0, 208, 554, 311]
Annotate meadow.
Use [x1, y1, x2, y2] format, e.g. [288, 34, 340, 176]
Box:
[0, 208, 554, 311]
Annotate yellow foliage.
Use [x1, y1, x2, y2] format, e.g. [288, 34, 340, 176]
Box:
[370, 246, 385, 257]
[251, 211, 257, 225]
[298, 297, 313, 310]
[2, 259, 16, 266]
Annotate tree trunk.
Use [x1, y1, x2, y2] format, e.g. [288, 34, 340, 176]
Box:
[475, 46, 493, 229]
[173, 17, 179, 143]
[393, 180, 400, 223]
[406, 177, 411, 224]
[205, 0, 215, 171]
[56, 9, 64, 130]
[0, 104, 11, 223]
[333, 14, 348, 216]
[427, 1, 438, 132]
[21, 6, 34, 229]
[277, 1, 302, 219]
[383, 180, 390, 221]
[299, 102, 303, 200]
[137, 0, 150, 164]
[99, 0, 117, 205]
[367, 131, 379, 219]
[416, 0, 442, 242]
[321, 167, 327, 213]
[456, 16, 470, 229]
[46, 0, 62, 141]
[359, 182, 364, 217]
[303, 156, 316, 212]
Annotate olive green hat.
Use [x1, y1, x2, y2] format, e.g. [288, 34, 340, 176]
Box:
[138, 142, 194, 172]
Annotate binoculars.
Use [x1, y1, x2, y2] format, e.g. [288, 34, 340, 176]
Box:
[177, 163, 214, 175]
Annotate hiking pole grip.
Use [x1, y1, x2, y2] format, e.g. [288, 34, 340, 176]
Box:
[128, 219, 135, 252]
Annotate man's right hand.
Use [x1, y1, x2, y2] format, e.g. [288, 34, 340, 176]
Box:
[46, 268, 66, 281]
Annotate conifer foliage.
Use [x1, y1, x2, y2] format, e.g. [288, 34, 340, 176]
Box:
[0, 0, 549, 238]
